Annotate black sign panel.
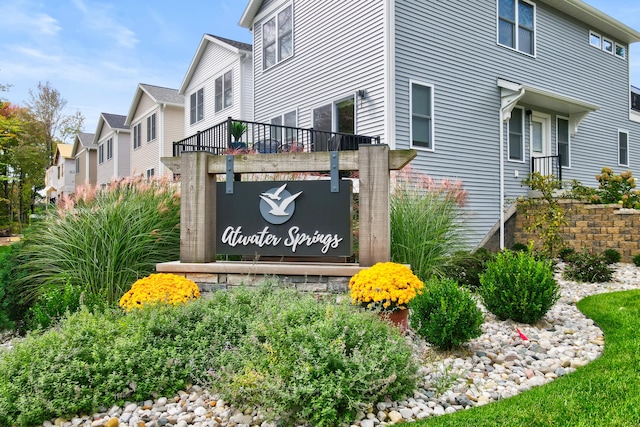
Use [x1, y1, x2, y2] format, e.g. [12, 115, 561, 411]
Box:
[216, 180, 353, 257]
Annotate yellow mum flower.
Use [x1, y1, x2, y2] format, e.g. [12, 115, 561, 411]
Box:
[119, 273, 200, 311]
[348, 262, 424, 311]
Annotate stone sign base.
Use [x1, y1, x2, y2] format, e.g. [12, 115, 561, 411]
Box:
[156, 261, 364, 294]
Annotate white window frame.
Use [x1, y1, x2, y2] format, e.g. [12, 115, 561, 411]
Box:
[508, 107, 525, 163]
[589, 30, 602, 49]
[556, 116, 571, 169]
[133, 123, 142, 149]
[75, 158, 80, 175]
[602, 37, 614, 54]
[615, 42, 626, 59]
[190, 88, 204, 125]
[106, 138, 113, 160]
[146, 113, 156, 142]
[618, 130, 629, 167]
[215, 70, 234, 113]
[146, 168, 155, 179]
[409, 80, 435, 152]
[497, 0, 536, 56]
[98, 144, 104, 164]
[262, 3, 294, 70]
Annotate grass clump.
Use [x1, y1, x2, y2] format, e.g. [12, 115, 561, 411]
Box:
[16, 176, 180, 310]
[416, 290, 640, 426]
[410, 277, 483, 349]
[479, 250, 559, 324]
[0, 286, 418, 427]
[390, 168, 467, 281]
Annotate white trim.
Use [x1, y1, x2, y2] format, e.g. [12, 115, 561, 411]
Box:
[251, 0, 290, 26]
[189, 87, 205, 126]
[496, 0, 537, 58]
[409, 79, 435, 152]
[214, 69, 234, 113]
[630, 109, 640, 123]
[507, 106, 526, 163]
[618, 129, 630, 167]
[615, 42, 626, 59]
[556, 115, 572, 169]
[384, 0, 395, 148]
[589, 30, 602, 49]
[310, 94, 357, 134]
[602, 37, 614, 54]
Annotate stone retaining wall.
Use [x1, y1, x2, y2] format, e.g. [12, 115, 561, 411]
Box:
[179, 272, 350, 294]
[514, 201, 640, 262]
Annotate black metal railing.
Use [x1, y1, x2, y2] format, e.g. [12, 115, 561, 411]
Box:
[531, 155, 562, 182]
[173, 117, 381, 156]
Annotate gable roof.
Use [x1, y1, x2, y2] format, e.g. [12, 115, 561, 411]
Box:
[55, 143, 74, 162]
[240, 0, 640, 43]
[71, 132, 96, 156]
[179, 34, 252, 95]
[125, 83, 184, 125]
[93, 113, 129, 144]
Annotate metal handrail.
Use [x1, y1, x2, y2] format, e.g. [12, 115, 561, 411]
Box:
[531, 154, 562, 182]
[173, 117, 381, 156]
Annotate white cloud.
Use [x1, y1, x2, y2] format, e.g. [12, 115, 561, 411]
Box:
[73, 1, 139, 49]
[0, 2, 61, 37]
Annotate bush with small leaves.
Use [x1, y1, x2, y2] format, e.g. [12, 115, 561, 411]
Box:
[558, 247, 576, 263]
[511, 242, 529, 252]
[633, 254, 640, 267]
[602, 249, 621, 265]
[410, 277, 483, 349]
[442, 248, 495, 291]
[563, 249, 613, 283]
[479, 250, 559, 324]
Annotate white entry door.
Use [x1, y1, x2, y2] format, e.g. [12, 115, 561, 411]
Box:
[531, 112, 552, 174]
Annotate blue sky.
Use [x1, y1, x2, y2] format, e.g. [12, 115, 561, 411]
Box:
[1, 0, 639, 137]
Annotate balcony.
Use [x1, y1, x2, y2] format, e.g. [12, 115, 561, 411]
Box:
[173, 117, 380, 156]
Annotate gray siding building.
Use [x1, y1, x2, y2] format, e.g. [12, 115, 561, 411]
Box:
[240, 0, 640, 248]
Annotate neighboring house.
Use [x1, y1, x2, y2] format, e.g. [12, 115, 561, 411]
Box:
[94, 113, 131, 187]
[179, 34, 253, 137]
[44, 143, 75, 203]
[239, 0, 640, 248]
[125, 83, 185, 178]
[71, 132, 97, 188]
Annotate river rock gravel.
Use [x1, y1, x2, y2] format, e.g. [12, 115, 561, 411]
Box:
[3, 263, 639, 427]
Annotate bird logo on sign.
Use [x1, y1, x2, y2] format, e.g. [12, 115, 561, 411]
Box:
[259, 183, 302, 224]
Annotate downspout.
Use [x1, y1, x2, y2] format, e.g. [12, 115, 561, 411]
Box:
[159, 103, 166, 176]
[499, 86, 525, 250]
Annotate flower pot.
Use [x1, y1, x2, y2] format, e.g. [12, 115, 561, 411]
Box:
[379, 309, 408, 333]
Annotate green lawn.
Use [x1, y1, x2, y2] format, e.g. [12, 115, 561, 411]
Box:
[417, 290, 640, 427]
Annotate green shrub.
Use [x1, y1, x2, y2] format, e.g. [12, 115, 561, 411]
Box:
[16, 177, 180, 308]
[0, 286, 418, 427]
[558, 247, 576, 263]
[410, 278, 484, 349]
[442, 248, 494, 291]
[479, 250, 559, 324]
[563, 249, 613, 283]
[602, 248, 621, 265]
[633, 253, 640, 267]
[390, 168, 467, 281]
[594, 167, 640, 208]
[511, 242, 529, 252]
[0, 243, 32, 331]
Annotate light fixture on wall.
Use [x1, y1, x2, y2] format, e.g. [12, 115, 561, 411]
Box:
[357, 89, 367, 99]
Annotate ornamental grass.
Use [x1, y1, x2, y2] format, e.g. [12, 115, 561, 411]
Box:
[119, 273, 200, 310]
[349, 262, 424, 311]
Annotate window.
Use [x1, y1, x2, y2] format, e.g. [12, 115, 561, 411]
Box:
[557, 117, 570, 167]
[215, 71, 233, 112]
[508, 107, 524, 161]
[589, 31, 602, 48]
[190, 88, 204, 125]
[263, 4, 293, 69]
[98, 144, 104, 164]
[616, 43, 626, 59]
[147, 113, 156, 142]
[632, 91, 640, 112]
[603, 38, 613, 54]
[498, 0, 535, 55]
[133, 123, 142, 149]
[75, 158, 80, 175]
[619, 131, 629, 166]
[106, 138, 113, 160]
[410, 82, 434, 150]
[271, 110, 297, 142]
[146, 168, 155, 179]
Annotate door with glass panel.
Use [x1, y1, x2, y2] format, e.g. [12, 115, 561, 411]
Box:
[531, 112, 551, 175]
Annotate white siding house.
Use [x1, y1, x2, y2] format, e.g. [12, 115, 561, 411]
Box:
[71, 132, 97, 188]
[240, 0, 640, 249]
[44, 143, 75, 203]
[94, 113, 131, 187]
[125, 84, 184, 178]
[179, 34, 253, 137]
